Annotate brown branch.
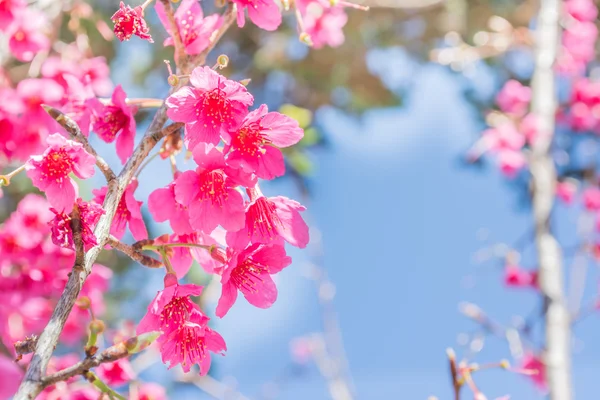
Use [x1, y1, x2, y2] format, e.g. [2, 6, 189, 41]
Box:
[107, 236, 162, 268]
[41, 105, 117, 183]
[14, 336, 38, 359]
[14, 11, 229, 395]
[190, 5, 236, 67]
[160, 0, 187, 71]
[41, 341, 129, 388]
[529, 0, 571, 399]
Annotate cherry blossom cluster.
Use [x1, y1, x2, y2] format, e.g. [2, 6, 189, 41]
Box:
[0, 194, 112, 397]
[111, 0, 368, 50]
[0, 0, 331, 394]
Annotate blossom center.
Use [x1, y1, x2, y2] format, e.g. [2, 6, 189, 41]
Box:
[94, 105, 128, 142]
[231, 122, 271, 156]
[41, 148, 74, 182]
[231, 258, 269, 293]
[173, 322, 207, 367]
[198, 170, 228, 205]
[197, 89, 233, 129]
[160, 296, 195, 329]
[247, 197, 281, 239]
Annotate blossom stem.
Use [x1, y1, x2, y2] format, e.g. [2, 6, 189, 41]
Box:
[140, 0, 155, 12]
[159, 0, 187, 71]
[160, 248, 176, 275]
[162, 243, 214, 251]
[0, 164, 26, 186]
[98, 98, 164, 108]
[85, 371, 126, 400]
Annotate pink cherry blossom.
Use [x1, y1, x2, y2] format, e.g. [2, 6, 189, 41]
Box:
[216, 243, 291, 317]
[148, 180, 194, 235]
[482, 122, 526, 152]
[155, 0, 223, 55]
[26, 133, 96, 213]
[225, 104, 304, 179]
[111, 1, 153, 43]
[137, 383, 168, 400]
[90, 85, 137, 164]
[232, 0, 281, 31]
[92, 179, 147, 241]
[166, 66, 253, 148]
[556, 181, 577, 204]
[504, 265, 538, 289]
[521, 353, 547, 391]
[0, 354, 23, 399]
[7, 8, 50, 62]
[0, 0, 26, 29]
[302, 3, 348, 49]
[498, 150, 527, 178]
[97, 359, 135, 387]
[49, 198, 105, 250]
[569, 102, 596, 131]
[137, 274, 205, 335]
[583, 187, 600, 211]
[227, 186, 309, 249]
[566, 0, 598, 21]
[174, 143, 251, 233]
[155, 233, 220, 277]
[62, 74, 96, 137]
[496, 79, 531, 116]
[158, 310, 226, 374]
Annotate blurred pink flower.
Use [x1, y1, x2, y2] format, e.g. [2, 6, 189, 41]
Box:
[496, 80, 531, 116]
[155, 0, 223, 55]
[26, 133, 96, 213]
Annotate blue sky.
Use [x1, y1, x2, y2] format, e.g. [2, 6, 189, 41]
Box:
[85, 33, 600, 400]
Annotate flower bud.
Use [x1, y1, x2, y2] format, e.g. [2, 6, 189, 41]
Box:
[217, 54, 229, 69]
[125, 331, 162, 354]
[76, 296, 91, 309]
[299, 32, 313, 46]
[167, 74, 179, 87]
[500, 359, 510, 369]
[89, 320, 106, 334]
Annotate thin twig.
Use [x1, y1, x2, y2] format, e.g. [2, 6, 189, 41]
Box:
[107, 236, 162, 268]
[159, 0, 186, 70]
[42, 105, 117, 183]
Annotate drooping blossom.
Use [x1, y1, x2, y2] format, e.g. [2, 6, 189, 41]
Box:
[92, 179, 147, 241]
[49, 198, 105, 250]
[0, 0, 26, 28]
[148, 179, 194, 235]
[496, 79, 531, 116]
[26, 133, 96, 213]
[216, 243, 291, 317]
[62, 74, 96, 137]
[89, 85, 137, 164]
[498, 150, 527, 178]
[583, 187, 600, 211]
[227, 186, 309, 250]
[166, 66, 253, 148]
[504, 265, 538, 289]
[111, 1, 153, 42]
[137, 274, 226, 375]
[520, 353, 547, 391]
[556, 180, 577, 204]
[566, 0, 598, 21]
[225, 104, 304, 180]
[158, 310, 226, 374]
[301, 3, 348, 49]
[97, 359, 135, 387]
[175, 143, 254, 233]
[0, 354, 23, 399]
[137, 383, 168, 400]
[231, 0, 281, 31]
[7, 8, 50, 62]
[155, 0, 223, 55]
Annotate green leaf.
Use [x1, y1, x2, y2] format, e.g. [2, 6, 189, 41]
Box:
[288, 151, 313, 176]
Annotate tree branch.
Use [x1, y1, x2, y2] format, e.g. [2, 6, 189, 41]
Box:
[107, 236, 162, 268]
[529, 0, 571, 399]
[42, 105, 117, 183]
